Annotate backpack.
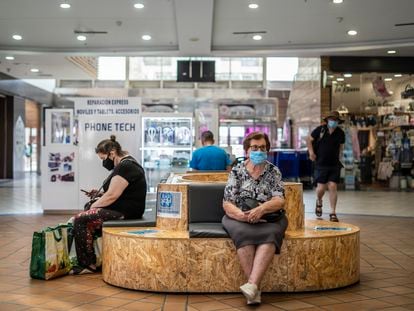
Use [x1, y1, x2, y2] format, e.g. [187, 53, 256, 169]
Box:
[311, 126, 327, 157]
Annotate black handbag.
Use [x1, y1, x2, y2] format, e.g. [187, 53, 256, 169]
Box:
[240, 198, 285, 223]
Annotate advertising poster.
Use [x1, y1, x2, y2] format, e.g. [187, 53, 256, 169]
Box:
[45, 109, 73, 145]
[74, 98, 141, 207]
[42, 109, 78, 212]
[156, 191, 182, 218]
[47, 152, 75, 183]
[41, 145, 79, 211]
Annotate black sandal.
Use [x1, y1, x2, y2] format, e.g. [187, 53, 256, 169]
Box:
[329, 213, 339, 222]
[315, 200, 323, 217]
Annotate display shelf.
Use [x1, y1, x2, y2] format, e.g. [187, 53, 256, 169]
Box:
[142, 113, 193, 193]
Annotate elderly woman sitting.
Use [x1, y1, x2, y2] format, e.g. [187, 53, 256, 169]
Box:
[222, 132, 288, 305]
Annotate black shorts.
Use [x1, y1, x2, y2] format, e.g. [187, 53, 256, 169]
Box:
[314, 166, 341, 184]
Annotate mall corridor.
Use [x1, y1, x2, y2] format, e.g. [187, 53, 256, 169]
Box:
[0, 175, 414, 310]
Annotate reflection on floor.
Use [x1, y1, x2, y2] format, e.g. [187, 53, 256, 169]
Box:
[1, 174, 414, 309]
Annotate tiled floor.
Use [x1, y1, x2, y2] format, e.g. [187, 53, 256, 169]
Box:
[1, 175, 414, 310]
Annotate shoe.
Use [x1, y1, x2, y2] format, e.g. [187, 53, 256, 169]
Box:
[329, 213, 339, 222]
[240, 283, 258, 301]
[247, 290, 261, 305]
[315, 200, 323, 217]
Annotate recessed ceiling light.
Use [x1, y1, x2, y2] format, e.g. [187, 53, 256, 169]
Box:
[134, 3, 144, 9]
[77, 35, 87, 41]
[5, 56, 15, 60]
[248, 3, 259, 9]
[60, 3, 71, 9]
[346, 84, 351, 87]
[347, 30, 357, 36]
[387, 50, 396, 54]
[343, 73, 352, 78]
[252, 35, 262, 40]
[384, 78, 392, 81]
[12, 34, 22, 40]
[333, 0, 343, 3]
[337, 78, 344, 81]
[30, 68, 39, 73]
[389, 91, 394, 95]
[394, 74, 402, 77]
[332, 81, 338, 84]
[328, 75, 334, 79]
[142, 34, 152, 41]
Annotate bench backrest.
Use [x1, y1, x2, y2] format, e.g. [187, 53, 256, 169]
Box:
[188, 183, 226, 223]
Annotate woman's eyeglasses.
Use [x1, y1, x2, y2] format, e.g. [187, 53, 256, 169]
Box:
[250, 145, 267, 151]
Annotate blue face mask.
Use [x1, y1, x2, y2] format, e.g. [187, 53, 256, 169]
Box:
[249, 151, 267, 165]
[327, 120, 338, 129]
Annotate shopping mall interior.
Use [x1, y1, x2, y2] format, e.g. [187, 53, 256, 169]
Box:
[1, 0, 414, 310]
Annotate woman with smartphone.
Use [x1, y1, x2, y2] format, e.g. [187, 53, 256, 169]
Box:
[72, 135, 147, 274]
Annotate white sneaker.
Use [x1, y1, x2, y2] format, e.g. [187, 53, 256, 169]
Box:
[247, 290, 261, 305]
[240, 283, 258, 301]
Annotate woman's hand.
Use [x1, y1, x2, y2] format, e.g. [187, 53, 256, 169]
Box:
[246, 205, 266, 223]
[87, 189, 100, 198]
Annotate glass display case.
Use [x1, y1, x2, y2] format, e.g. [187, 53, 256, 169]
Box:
[142, 113, 193, 192]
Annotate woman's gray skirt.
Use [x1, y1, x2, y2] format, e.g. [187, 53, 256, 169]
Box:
[222, 215, 288, 254]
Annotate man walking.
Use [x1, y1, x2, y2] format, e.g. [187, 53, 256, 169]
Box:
[306, 111, 345, 222]
[190, 130, 231, 171]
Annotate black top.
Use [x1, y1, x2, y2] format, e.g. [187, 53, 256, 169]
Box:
[102, 156, 147, 219]
[311, 125, 345, 167]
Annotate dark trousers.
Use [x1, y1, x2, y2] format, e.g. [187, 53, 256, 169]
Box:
[73, 208, 124, 267]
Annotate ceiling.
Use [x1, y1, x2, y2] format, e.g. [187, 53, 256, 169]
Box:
[0, 0, 414, 81]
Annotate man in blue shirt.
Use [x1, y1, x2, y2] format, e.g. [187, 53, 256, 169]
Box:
[190, 131, 231, 171]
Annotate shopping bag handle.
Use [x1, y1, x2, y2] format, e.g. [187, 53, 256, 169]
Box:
[52, 228, 63, 242]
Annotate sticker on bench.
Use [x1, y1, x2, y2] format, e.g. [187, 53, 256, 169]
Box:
[314, 226, 352, 231]
[157, 191, 182, 218]
[127, 229, 160, 235]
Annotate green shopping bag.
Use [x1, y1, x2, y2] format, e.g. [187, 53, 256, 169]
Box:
[30, 224, 72, 280]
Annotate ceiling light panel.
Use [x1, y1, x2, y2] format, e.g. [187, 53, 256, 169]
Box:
[60, 3, 71, 9]
[253, 35, 262, 40]
[12, 34, 22, 40]
[248, 3, 259, 9]
[142, 35, 151, 40]
[347, 30, 357, 36]
[134, 3, 144, 9]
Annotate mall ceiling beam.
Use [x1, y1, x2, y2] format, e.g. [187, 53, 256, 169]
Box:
[329, 56, 414, 73]
[174, 0, 213, 56]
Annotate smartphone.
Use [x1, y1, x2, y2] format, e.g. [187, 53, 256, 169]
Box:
[80, 189, 90, 194]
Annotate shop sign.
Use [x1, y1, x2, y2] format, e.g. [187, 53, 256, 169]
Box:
[157, 191, 182, 218]
[334, 85, 360, 93]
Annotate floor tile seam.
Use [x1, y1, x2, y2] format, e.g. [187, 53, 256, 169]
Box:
[76, 296, 134, 309]
[362, 244, 409, 271]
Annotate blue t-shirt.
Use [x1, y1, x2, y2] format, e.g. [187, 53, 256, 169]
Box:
[190, 145, 231, 171]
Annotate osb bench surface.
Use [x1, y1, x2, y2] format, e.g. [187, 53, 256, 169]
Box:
[103, 219, 359, 240]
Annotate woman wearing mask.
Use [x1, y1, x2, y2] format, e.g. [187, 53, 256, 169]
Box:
[222, 132, 287, 305]
[73, 135, 147, 273]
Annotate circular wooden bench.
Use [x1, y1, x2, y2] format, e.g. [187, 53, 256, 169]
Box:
[102, 172, 359, 292]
